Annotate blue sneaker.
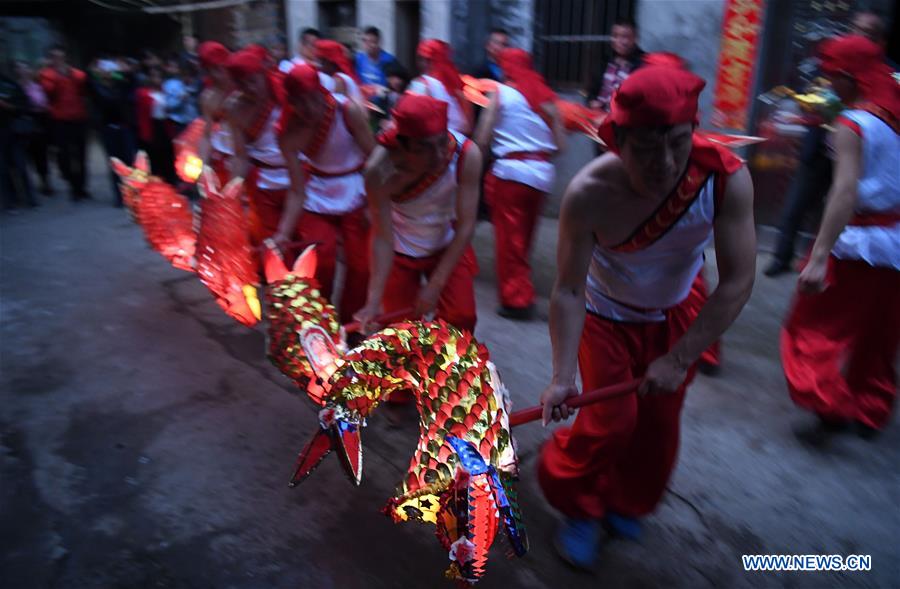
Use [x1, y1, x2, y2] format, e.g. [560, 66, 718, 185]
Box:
[553, 518, 600, 570]
[604, 512, 643, 542]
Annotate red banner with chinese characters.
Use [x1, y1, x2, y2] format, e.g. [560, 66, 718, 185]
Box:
[712, 0, 766, 131]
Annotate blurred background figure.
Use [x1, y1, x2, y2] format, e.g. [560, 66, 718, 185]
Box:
[89, 56, 137, 206]
[473, 27, 511, 81]
[15, 60, 52, 197]
[1, 64, 38, 211]
[163, 59, 200, 137]
[586, 18, 644, 114]
[136, 67, 176, 184]
[280, 27, 322, 73]
[355, 26, 398, 88]
[763, 9, 890, 277]
[39, 45, 90, 201]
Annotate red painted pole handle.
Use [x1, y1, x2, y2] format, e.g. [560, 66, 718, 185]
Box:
[343, 308, 417, 334]
[508, 378, 642, 427]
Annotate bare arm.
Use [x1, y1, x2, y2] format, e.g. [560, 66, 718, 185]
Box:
[343, 100, 376, 157]
[473, 91, 499, 156]
[800, 125, 861, 292]
[356, 147, 396, 327]
[273, 128, 308, 242]
[423, 143, 483, 294]
[540, 171, 596, 424]
[649, 165, 756, 391]
[541, 100, 566, 154]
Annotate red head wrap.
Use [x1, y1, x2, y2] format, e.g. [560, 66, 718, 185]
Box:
[315, 40, 359, 83]
[818, 34, 899, 120]
[226, 48, 265, 83]
[642, 52, 686, 70]
[497, 48, 556, 114]
[417, 39, 464, 94]
[283, 63, 323, 98]
[246, 44, 269, 64]
[198, 41, 230, 69]
[596, 65, 705, 152]
[377, 93, 448, 148]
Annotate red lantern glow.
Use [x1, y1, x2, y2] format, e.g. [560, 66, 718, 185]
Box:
[195, 169, 261, 326]
[174, 118, 205, 184]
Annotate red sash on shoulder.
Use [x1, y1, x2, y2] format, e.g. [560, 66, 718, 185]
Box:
[302, 92, 338, 160]
[610, 136, 743, 253]
[610, 162, 710, 253]
[391, 133, 458, 204]
[853, 101, 900, 134]
[245, 98, 277, 143]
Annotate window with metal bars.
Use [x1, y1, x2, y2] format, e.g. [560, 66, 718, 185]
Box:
[534, 0, 635, 90]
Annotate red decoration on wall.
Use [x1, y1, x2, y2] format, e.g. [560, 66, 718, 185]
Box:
[712, 0, 766, 131]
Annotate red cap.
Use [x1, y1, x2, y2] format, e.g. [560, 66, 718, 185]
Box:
[283, 63, 323, 98]
[819, 35, 899, 120]
[226, 48, 265, 82]
[417, 39, 464, 94]
[643, 52, 686, 70]
[315, 40, 359, 83]
[597, 65, 705, 152]
[497, 48, 557, 114]
[198, 41, 230, 69]
[377, 93, 448, 147]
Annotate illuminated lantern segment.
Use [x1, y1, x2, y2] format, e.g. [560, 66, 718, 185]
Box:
[195, 169, 261, 327]
[263, 246, 526, 584]
[110, 152, 196, 272]
[174, 117, 205, 184]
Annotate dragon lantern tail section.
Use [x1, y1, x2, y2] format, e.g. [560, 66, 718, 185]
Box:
[289, 407, 363, 487]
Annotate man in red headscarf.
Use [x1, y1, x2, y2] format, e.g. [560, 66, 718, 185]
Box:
[198, 41, 234, 185]
[353, 94, 482, 345]
[536, 65, 756, 567]
[781, 35, 900, 444]
[272, 64, 375, 321]
[410, 40, 473, 135]
[314, 39, 365, 108]
[474, 47, 565, 320]
[224, 48, 290, 251]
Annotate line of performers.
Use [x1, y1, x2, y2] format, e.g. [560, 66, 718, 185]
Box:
[194, 34, 898, 567]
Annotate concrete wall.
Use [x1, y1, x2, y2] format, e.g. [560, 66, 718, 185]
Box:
[421, 0, 452, 41]
[284, 0, 318, 50]
[636, 0, 726, 128]
[357, 0, 398, 54]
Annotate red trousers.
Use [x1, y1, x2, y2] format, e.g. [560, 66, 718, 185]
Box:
[685, 270, 721, 367]
[781, 256, 899, 429]
[296, 207, 370, 323]
[383, 246, 478, 333]
[246, 185, 286, 249]
[484, 173, 545, 309]
[209, 152, 230, 189]
[538, 298, 699, 519]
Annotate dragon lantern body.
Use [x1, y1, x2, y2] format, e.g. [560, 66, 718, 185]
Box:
[264, 246, 526, 583]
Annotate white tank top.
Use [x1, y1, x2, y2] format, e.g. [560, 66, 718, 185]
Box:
[409, 75, 468, 135]
[246, 105, 289, 190]
[319, 72, 366, 105]
[585, 176, 717, 322]
[210, 120, 233, 156]
[830, 109, 900, 269]
[490, 84, 556, 193]
[391, 130, 468, 257]
[301, 94, 366, 215]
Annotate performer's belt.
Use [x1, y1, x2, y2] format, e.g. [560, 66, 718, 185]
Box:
[499, 151, 554, 162]
[209, 149, 230, 163]
[303, 162, 365, 178]
[249, 157, 286, 171]
[848, 211, 900, 227]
